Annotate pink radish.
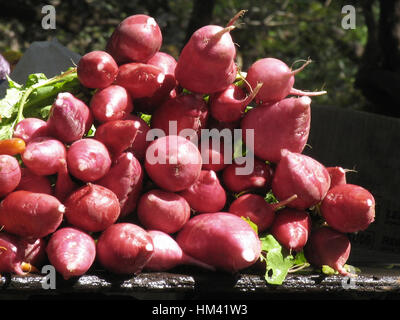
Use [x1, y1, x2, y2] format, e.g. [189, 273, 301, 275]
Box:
[54, 159, 79, 203]
[106, 14, 162, 64]
[270, 208, 312, 252]
[209, 83, 263, 123]
[241, 96, 312, 163]
[272, 149, 331, 210]
[65, 184, 120, 233]
[176, 212, 261, 272]
[47, 92, 93, 144]
[151, 93, 209, 139]
[321, 184, 375, 233]
[245, 58, 326, 104]
[145, 230, 215, 271]
[144, 135, 202, 192]
[67, 138, 111, 182]
[115, 63, 166, 99]
[46, 227, 96, 280]
[96, 223, 154, 275]
[77, 50, 119, 89]
[0, 232, 33, 275]
[94, 120, 140, 157]
[304, 226, 352, 276]
[137, 189, 191, 234]
[222, 158, 272, 193]
[16, 167, 53, 195]
[0, 191, 64, 240]
[90, 85, 134, 123]
[229, 194, 297, 232]
[175, 25, 237, 94]
[124, 114, 151, 161]
[200, 136, 230, 172]
[326, 166, 348, 189]
[20, 237, 47, 268]
[22, 137, 66, 176]
[96, 152, 143, 218]
[0, 155, 21, 198]
[179, 170, 226, 213]
[13, 118, 48, 143]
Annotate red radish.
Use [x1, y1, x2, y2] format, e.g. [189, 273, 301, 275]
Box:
[13, 118, 48, 143]
[0, 155, 21, 198]
[115, 63, 166, 99]
[17, 167, 53, 195]
[46, 227, 96, 280]
[200, 136, 230, 172]
[65, 184, 120, 233]
[135, 52, 178, 114]
[321, 184, 375, 233]
[20, 238, 47, 268]
[125, 114, 151, 161]
[175, 25, 237, 94]
[137, 189, 190, 234]
[270, 208, 312, 252]
[245, 58, 326, 104]
[272, 149, 331, 210]
[0, 232, 30, 275]
[96, 223, 154, 275]
[151, 93, 209, 138]
[176, 212, 261, 272]
[145, 135, 202, 192]
[179, 170, 226, 213]
[229, 194, 298, 232]
[47, 92, 93, 144]
[106, 14, 162, 64]
[0, 191, 64, 240]
[222, 157, 272, 193]
[94, 120, 140, 157]
[326, 166, 348, 189]
[145, 230, 215, 271]
[54, 159, 79, 203]
[67, 138, 111, 182]
[90, 85, 134, 123]
[304, 227, 352, 276]
[22, 137, 66, 176]
[96, 152, 143, 218]
[209, 83, 263, 123]
[241, 96, 312, 163]
[77, 50, 118, 89]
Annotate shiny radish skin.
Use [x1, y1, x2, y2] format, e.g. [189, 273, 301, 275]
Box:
[54, 159, 79, 203]
[144, 135, 202, 192]
[46, 227, 96, 280]
[0, 232, 28, 275]
[106, 14, 162, 64]
[145, 230, 215, 272]
[179, 170, 227, 213]
[151, 93, 209, 139]
[65, 184, 121, 233]
[96, 223, 154, 275]
[96, 152, 143, 218]
[67, 138, 112, 182]
[175, 25, 237, 94]
[20, 238, 47, 268]
[21, 137, 67, 176]
[326, 166, 347, 189]
[115, 63, 166, 99]
[47, 92, 93, 144]
[222, 158, 272, 193]
[137, 189, 191, 234]
[304, 227, 352, 277]
[321, 184, 375, 233]
[0, 191, 64, 240]
[200, 137, 230, 172]
[94, 120, 140, 157]
[229, 194, 297, 232]
[272, 149, 331, 210]
[13, 118, 49, 143]
[270, 208, 312, 252]
[16, 167, 53, 195]
[124, 114, 151, 161]
[77, 50, 118, 89]
[241, 96, 312, 164]
[90, 85, 134, 123]
[0, 155, 21, 198]
[176, 212, 262, 273]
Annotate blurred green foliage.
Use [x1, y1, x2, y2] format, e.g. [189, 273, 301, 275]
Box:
[0, 0, 370, 111]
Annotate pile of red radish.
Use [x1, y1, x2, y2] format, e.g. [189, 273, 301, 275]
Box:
[0, 11, 375, 282]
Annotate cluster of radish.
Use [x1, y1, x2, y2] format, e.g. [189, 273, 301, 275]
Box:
[0, 11, 375, 280]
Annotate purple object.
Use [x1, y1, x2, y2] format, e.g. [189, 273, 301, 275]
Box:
[0, 54, 10, 81]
